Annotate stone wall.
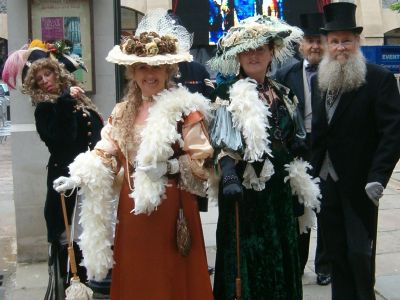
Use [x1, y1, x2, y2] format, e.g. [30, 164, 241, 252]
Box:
[8, 0, 116, 262]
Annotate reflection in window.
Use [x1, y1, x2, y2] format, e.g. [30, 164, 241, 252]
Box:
[121, 7, 144, 37]
[382, 0, 398, 9]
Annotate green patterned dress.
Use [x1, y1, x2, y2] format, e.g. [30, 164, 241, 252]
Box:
[211, 77, 304, 300]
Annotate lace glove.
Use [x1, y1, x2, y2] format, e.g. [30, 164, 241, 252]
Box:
[53, 176, 82, 193]
[220, 156, 242, 201]
[365, 182, 384, 207]
[136, 159, 179, 181]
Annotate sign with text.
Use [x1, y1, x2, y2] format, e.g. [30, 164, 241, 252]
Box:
[362, 46, 400, 74]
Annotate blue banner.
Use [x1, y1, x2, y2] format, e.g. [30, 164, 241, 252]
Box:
[361, 46, 400, 74]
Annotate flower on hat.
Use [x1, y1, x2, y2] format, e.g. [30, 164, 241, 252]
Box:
[106, 9, 193, 66]
[120, 32, 179, 58]
[28, 39, 47, 50]
[47, 40, 72, 56]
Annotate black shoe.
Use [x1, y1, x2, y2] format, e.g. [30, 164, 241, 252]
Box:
[316, 273, 331, 286]
[208, 266, 214, 275]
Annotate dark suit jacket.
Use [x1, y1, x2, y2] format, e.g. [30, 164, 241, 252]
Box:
[275, 60, 306, 117]
[275, 61, 311, 217]
[176, 61, 213, 99]
[311, 63, 400, 236]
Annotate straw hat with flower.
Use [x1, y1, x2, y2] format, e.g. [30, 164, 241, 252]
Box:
[106, 9, 193, 66]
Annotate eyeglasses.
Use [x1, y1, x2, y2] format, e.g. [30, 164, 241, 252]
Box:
[328, 40, 355, 49]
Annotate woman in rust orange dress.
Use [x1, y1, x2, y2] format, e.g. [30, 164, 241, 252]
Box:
[53, 9, 214, 300]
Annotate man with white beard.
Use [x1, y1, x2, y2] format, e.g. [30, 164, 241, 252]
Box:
[275, 12, 331, 286]
[311, 2, 400, 300]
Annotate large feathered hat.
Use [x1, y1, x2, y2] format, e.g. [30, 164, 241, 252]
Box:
[2, 39, 87, 89]
[106, 9, 193, 66]
[208, 15, 303, 76]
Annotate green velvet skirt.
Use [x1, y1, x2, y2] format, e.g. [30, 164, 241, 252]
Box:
[213, 152, 302, 300]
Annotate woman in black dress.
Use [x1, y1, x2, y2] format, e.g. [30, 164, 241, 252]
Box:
[3, 45, 103, 299]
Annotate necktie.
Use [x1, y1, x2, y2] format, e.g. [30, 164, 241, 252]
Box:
[305, 64, 318, 88]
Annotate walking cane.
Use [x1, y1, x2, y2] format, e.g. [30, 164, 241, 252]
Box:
[235, 199, 241, 300]
[60, 193, 93, 300]
[371, 205, 379, 295]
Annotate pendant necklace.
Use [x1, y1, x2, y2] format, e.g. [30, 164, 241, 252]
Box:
[326, 84, 341, 108]
[142, 95, 154, 102]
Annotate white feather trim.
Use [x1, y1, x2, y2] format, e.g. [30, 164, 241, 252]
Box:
[284, 158, 321, 212]
[69, 151, 115, 280]
[298, 207, 316, 234]
[228, 78, 272, 162]
[242, 159, 274, 191]
[206, 169, 220, 203]
[132, 85, 211, 215]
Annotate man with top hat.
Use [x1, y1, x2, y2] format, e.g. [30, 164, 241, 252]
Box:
[311, 2, 400, 299]
[275, 12, 331, 286]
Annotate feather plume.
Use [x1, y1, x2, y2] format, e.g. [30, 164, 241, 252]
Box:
[69, 151, 116, 281]
[2, 48, 29, 89]
[298, 207, 316, 234]
[228, 78, 272, 162]
[132, 85, 211, 214]
[284, 158, 321, 212]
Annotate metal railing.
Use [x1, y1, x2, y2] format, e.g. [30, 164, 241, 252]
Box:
[0, 95, 10, 143]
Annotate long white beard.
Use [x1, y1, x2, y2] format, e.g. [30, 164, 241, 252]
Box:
[318, 49, 367, 93]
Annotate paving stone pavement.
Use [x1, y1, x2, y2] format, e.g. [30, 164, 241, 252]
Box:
[1, 136, 399, 299]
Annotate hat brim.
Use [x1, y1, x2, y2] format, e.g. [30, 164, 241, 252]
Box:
[57, 54, 88, 73]
[209, 29, 302, 75]
[302, 30, 322, 37]
[105, 45, 193, 66]
[320, 26, 363, 35]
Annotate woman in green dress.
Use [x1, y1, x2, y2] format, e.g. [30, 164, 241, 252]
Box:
[209, 15, 321, 299]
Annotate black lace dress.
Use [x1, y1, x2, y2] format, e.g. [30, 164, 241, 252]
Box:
[211, 77, 304, 300]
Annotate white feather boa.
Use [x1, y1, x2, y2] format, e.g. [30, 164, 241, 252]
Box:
[228, 78, 272, 162]
[284, 158, 322, 233]
[69, 151, 115, 280]
[298, 207, 316, 234]
[131, 85, 211, 215]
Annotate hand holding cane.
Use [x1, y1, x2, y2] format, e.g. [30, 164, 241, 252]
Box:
[60, 193, 93, 300]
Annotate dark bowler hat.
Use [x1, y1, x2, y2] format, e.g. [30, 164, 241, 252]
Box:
[22, 48, 50, 81]
[320, 2, 363, 35]
[300, 13, 324, 36]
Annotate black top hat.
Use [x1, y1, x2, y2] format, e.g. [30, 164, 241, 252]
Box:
[320, 2, 363, 35]
[300, 13, 324, 36]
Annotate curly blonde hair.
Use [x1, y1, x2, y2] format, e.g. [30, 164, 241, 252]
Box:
[22, 58, 98, 112]
[112, 63, 178, 151]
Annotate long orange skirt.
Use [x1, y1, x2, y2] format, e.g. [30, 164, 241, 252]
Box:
[110, 178, 214, 300]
